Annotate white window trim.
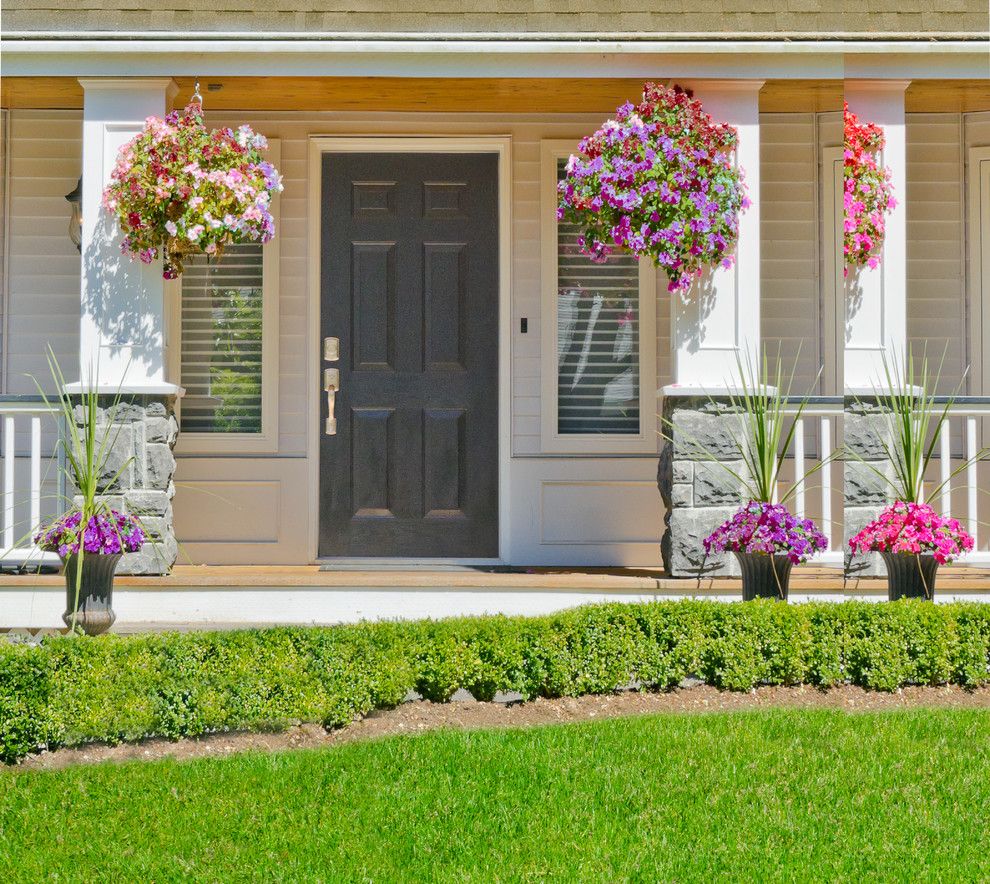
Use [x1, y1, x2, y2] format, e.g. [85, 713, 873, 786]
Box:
[968, 145, 990, 398]
[539, 139, 658, 455]
[166, 138, 280, 455]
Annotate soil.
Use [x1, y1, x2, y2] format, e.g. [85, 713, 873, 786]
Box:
[13, 684, 990, 772]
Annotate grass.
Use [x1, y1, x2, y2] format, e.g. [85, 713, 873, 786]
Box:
[2, 709, 989, 882]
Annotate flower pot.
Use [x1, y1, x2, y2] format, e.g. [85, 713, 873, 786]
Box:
[733, 552, 794, 601]
[880, 551, 938, 601]
[62, 553, 121, 635]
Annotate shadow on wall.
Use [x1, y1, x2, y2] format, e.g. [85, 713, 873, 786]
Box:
[671, 267, 718, 355]
[81, 212, 164, 383]
[844, 266, 865, 346]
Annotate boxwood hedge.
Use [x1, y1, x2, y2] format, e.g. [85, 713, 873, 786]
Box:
[2, 600, 988, 764]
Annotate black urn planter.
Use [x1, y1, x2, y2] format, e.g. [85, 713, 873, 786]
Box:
[62, 553, 122, 635]
[880, 552, 938, 601]
[733, 552, 793, 601]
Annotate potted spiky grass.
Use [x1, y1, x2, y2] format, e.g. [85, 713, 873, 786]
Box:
[665, 350, 833, 599]
[31, 350, 146, 635]
[846, 349, 982, 600]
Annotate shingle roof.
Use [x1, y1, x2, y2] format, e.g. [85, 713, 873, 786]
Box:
[2, 0, 988, 38]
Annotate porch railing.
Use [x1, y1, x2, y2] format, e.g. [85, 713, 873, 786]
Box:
[931, 397, 990, 565]
[781, 397, 844, 567]
[0, 396, 62, 568]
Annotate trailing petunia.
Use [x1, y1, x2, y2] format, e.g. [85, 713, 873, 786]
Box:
[558, 83, 750, 293]
[843, 102, 896, 274]
[704, 501, 828, 565]
[102, 101, 283, 279]
[35, 509, 146, 558]
[849, 501, 973, 565]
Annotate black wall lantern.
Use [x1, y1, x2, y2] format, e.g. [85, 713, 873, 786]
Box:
[65, 177, 82, 253]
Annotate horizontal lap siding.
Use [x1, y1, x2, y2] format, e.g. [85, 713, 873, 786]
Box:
[907, 114, 966, 394]
[4, 110, 81, 397]
[761, 113, 827, 397]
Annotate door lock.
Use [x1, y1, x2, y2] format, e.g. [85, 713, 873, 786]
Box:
[323, 336, 340, 362]
[324, 368, 340, 435]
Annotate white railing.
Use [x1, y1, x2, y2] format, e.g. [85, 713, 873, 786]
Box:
[0, 397, 62, 568]
[782, 397, 844, 567]
[931, 398, 990, 566]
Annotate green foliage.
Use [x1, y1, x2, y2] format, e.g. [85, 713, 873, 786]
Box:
[1, 601, 988, 763]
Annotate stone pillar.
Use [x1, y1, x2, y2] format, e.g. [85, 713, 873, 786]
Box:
[67, 78, 184, 575]
[659, 81, 762, 577]
[659, 395, 748, 577]
[843, 400, 897, 577]
[75, 395, 179, 574]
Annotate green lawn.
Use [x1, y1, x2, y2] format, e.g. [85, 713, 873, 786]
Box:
[2, 710, 989, 882]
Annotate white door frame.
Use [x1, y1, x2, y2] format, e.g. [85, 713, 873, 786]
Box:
[306, 135, 513, 563]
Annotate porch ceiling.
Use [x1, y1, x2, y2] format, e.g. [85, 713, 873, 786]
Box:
[1, 77, 847, 113]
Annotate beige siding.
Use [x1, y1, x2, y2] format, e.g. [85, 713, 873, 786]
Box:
[907, 113, 966, 393]
[904, 111, 990, 395]
[760, 111, 841, 396]
[4, 110, 81, 396]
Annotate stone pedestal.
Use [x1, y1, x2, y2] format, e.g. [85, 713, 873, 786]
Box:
[658, 395, 748, 577]
[844, 399, 894, 577]
[73, 394, 179, 575]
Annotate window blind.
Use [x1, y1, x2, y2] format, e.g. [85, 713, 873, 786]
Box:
[179, 242, 264, 434]
[556, 159, 641, 435]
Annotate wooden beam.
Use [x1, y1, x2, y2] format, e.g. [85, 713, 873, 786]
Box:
[2, 76, 847, 114]
[7, 76, 984, 115]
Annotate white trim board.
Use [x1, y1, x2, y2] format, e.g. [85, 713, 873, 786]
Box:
[306, 135, 513, 564]
[539, 140, 659, 455]
[167, 139, 282, 456]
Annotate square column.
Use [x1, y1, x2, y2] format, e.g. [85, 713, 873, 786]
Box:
[669, 80, 763, 390]
[73, 78, 182, 574]
[77, 77, 180, 393]
[843, 80, 909, 391]
[659, 80, 762, 577]
[843, 81, 909, 578]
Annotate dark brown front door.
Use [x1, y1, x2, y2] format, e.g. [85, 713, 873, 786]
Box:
[318, 152, 499, 557]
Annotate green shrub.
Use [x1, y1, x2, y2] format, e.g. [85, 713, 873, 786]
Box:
[1, 600, 988, 763]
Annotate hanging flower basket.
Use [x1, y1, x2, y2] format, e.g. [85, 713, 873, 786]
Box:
[557, 83, 750, 293]
[102, 99, 283, 279]
[843, 102, 896, 275]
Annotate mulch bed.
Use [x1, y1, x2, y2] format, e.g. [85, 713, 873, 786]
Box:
[13, 684, 990, 772]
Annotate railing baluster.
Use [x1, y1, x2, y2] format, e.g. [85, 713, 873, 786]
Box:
[793, 418, 805, 519]
[939, 420, 952, 517]
[3, 415, 15, 551]
[820, 417, 832, 551]
[30, 415, 42, 542]
[966, 416, 978, 546]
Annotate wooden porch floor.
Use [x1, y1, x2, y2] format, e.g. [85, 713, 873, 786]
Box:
[3, 564, 990, 591]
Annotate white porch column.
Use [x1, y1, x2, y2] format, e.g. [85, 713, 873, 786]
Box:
[669, 80, 763, 389]
[659, 81, 763, 577]
[843, 80, 909, 391]
[77, 77, 180, 392]
[70, 78, 183, 577]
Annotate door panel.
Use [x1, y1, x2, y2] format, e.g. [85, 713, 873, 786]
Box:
[319, 152, 499, 557]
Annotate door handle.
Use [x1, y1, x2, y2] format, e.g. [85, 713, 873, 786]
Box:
[324, 368, 339, 435]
